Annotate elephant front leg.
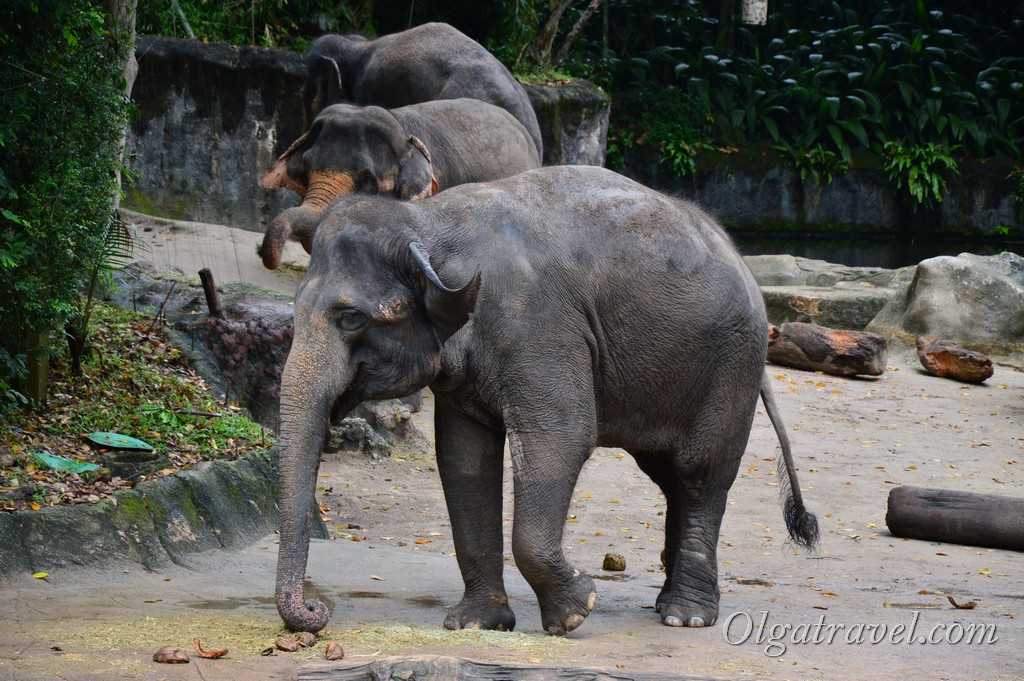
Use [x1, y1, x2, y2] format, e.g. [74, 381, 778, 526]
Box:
[508, 430, 597, 636]
[434, 397, 515, 631]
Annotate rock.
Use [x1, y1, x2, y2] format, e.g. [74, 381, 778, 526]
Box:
[868, 252, 1024, 352]
[602, 553, 626, 572]
[916, 337, 994, 384]
[761, 286, 893, 330]
[523, 80, 609, 166]
[326, 418, 392, 460]
[745, 255, 910, 289]
[767, 322, 887, 377]
[153, 646, 190, 664]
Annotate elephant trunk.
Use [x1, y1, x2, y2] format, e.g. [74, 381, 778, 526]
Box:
[275, 334, 349, 632]
[259, 170, 355, 269]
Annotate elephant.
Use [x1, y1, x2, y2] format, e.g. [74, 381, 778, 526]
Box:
[258, 98, 541, 269]
[302, 22, 543, 159]
[274, 165, 819, 636]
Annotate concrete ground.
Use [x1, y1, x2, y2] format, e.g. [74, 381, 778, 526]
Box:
[1, 215, 1021, 680]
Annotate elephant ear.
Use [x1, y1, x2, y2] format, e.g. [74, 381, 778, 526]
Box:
[396, 136, 440, 201]
[305, 56, 345, 126]
[408, 241, 480, 342]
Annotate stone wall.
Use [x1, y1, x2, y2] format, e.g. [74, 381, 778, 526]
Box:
[125, 36, 609, 231]
[622, 145, 1021, 237]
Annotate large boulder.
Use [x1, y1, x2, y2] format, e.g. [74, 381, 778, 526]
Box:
[868, 252, 1024, 352]
[183, 300, 427, 453]
[523, 79, 609, 166]
[746, 255, 914, 330]
[744, 254, 909, 288]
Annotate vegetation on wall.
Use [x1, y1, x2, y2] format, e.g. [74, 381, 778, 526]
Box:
[137, 1, 1023, 210]
[0, 1, 133, 406]
[572, 1, 1023, 203]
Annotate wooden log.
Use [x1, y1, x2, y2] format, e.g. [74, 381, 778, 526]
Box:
[886, 486, 1024, 552]
[767, 322, 886, 377]
[198, 268, 223, 318]
[298, 656, 705, 680]
[916, 337, 993, 383]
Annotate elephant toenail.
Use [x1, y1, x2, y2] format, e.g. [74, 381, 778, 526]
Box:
[586, 592, 597, 610]
[686, 616, 705, 627]
[663, 615, 684, 627]
[564, 613, 585, 631]
[464, 621, 481, 630]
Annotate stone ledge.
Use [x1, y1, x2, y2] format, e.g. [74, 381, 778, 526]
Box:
[761, 285, 894, 330]
[0, 448, 326, 579]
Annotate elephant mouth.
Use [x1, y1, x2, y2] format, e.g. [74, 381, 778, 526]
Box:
[259, 170, 356, 269]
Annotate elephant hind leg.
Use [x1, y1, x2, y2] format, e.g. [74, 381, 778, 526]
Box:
[630, 398, 754, 628]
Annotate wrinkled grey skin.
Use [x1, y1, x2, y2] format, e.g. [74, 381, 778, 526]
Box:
[274, 166, 819, 636]
[303, 23, 543, 159]
[258, 98, 540, 269]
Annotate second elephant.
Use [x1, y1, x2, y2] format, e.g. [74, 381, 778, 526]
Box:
[258, 98, 541, 269]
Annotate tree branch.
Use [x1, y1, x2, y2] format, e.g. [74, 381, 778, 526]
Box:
[554, 0, 603, 68]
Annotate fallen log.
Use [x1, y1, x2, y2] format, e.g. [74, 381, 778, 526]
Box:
[886, 486, 1024, 552]
[916, 337, 993, 383]
[767, 322, 886, 377]
[297, 656, 698, 680]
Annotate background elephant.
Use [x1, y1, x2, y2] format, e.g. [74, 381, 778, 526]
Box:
[302, 22, 543, 159]
[273, 166, 818, 636]
[258, 98, 541, 269]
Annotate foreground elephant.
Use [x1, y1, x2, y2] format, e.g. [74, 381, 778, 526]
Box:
[258, 99, 540, 269]
[302, 23, 543, 158]
[275, 166, 819, 635]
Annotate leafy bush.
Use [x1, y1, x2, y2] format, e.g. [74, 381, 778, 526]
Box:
[137, 0, 377, 50]
[883, 142, 959, 207]
[570, 1, 1023, 185]
[0, 2, 131, 397]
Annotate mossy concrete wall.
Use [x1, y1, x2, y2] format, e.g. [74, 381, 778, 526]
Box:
[0, 449, 327, 578]
[622, 145, 1022, 238]
[125, 36, 609, 231]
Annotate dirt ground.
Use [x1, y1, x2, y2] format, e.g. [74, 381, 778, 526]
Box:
[1, 346, 1022, 680]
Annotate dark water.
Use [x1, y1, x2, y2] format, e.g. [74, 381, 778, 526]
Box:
[730, 232, 1024, 269]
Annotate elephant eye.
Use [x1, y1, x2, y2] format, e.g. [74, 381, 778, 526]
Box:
[335, 308, 368, 332]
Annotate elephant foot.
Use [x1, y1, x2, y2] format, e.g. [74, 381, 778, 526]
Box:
[656, 592, 719, 628]
[443, 593, 516, 632]
[539, 571, 597, 636]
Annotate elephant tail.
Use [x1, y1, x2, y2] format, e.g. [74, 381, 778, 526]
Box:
[760, 372, 820, 550]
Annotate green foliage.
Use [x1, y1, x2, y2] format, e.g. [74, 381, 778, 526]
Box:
[776, 144, 850, 187]
[607, 87, 712, 178]
[0, 1, 131, 395]
[564, 1, 1022, 183]
[137, 0, 377, 50]
[883, 142, 959, 207]
[0, 303, 270, 459]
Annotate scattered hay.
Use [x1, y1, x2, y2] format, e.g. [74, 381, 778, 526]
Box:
[40, 614, 572, 661]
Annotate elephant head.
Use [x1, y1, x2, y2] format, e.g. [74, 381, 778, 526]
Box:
[258, 104, 439, 270]
[274, 202, 479, 632]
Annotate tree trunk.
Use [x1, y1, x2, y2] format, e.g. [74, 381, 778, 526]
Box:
[886, 486, 1024, 552]
[741, 0, 768, 25]
[518, 0, 574, 70]
[103, 0, 139, 213]
[554, 0, 604, 67]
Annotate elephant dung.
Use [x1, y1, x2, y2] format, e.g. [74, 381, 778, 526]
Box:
[916, 337, 993, 384]
[602, 553, 626, 571]
[767, 322, 887, 377]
